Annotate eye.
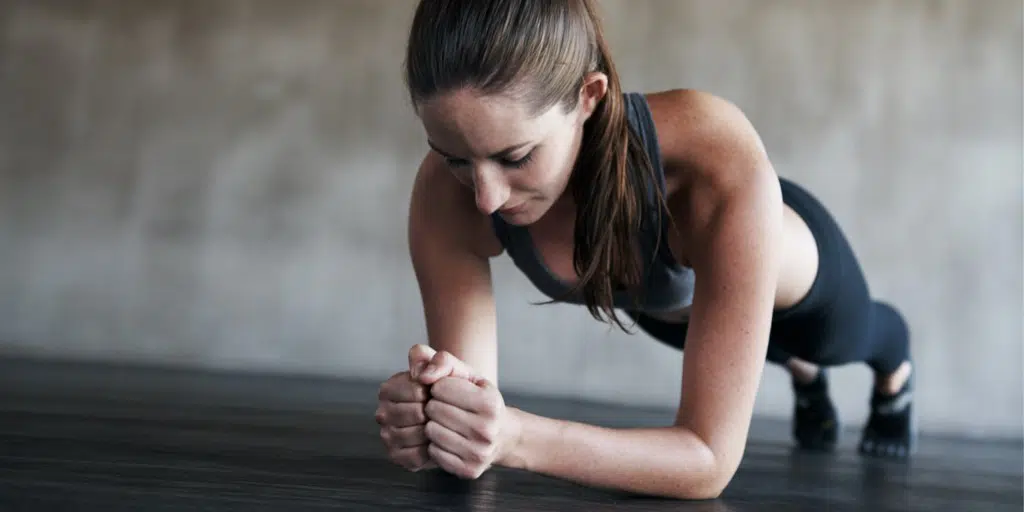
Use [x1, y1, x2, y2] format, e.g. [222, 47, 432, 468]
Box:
[501, 151, 533, 169]
[445, 158, 470, 168]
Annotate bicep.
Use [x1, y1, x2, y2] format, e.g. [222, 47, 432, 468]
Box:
[408, 162, 500, 383]
[673, 161, 783, 477]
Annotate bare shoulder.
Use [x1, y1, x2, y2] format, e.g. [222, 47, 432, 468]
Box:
[408, 151, 505, 260]
[641, 88, 781, 252]
[643, 88, 771, 196]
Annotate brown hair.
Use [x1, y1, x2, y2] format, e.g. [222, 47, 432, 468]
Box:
[404, 0, 668, 331]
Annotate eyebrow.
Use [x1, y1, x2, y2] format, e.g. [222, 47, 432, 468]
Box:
[427, 140, 532, 160]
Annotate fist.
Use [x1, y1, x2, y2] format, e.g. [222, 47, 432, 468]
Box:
[375, 345, 436, 472]
[423, 376, 514, 480]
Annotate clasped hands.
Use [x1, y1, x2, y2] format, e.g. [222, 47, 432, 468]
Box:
[375, 344, 520, 479]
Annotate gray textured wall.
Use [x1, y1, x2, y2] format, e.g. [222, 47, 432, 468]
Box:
[0, 0, 1020, 438]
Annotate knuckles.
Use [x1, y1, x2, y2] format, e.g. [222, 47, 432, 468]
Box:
[477, 399, 499, 419]
[379, 372, 429, 404]
[423, 399, 440, 418]
[377, 371, 406, 400]
[434, 351, 455, 364]
[380, 350, 504, 479]
[467, 444, 494, 465]
[472, 422, 498, 443]
[410, 383, 428, 402]
[428, 378, 450, 399]
[423, 419, 439, 439]
[411, 404, 427, 424]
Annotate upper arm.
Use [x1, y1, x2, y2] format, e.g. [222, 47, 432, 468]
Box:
[662, 92, 784, 482]
[408, 154, 503, 383]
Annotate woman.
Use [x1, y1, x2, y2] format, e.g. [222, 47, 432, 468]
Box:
[375, 0, 914, 499]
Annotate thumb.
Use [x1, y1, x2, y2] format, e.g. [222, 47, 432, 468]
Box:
[469, 375, 495, 389]
[408, 344, 436, 378]
[417, 350, 480, 385]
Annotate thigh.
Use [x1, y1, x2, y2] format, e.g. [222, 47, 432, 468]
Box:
[629, 307, 847, 366]
[632, 309, 806, 365]
[774, 178, 874, 364]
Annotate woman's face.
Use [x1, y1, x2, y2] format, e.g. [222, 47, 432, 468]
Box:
[415, 77, 606, 226]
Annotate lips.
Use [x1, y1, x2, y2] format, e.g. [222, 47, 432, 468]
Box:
[499, 203, 526, 215]
[499, 200, 524, 212]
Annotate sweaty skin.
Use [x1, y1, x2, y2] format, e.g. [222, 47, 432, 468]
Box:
[406, 83, 820, 499]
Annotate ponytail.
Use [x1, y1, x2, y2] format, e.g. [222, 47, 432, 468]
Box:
[562, 25, 666, 332]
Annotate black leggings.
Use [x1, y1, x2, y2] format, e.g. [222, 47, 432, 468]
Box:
[628, 178, 910, 375]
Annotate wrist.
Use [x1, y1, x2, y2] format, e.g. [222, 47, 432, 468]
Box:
[497, 406, 528, 470]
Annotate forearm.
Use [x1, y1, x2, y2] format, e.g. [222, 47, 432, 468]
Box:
[426, 337, 498, 384]
[500, 407, 729, 500]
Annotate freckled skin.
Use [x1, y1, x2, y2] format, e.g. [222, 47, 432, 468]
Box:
[392, 80, 913, 498]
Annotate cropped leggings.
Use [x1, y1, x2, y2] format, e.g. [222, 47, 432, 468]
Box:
[628, 178, 910, 375]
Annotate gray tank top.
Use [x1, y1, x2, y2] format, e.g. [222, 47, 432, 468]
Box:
[489, 92, 696, 314]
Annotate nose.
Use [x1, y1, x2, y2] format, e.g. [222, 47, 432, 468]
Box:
[473, 168, 510, 215]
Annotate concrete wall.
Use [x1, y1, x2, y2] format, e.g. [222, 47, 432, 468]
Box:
[0, 0, 1020, 438]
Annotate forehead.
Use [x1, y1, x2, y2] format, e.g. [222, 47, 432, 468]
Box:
[417, 89, 560, 157]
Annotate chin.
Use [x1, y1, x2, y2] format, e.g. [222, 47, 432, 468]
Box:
[497, 209, 535, 226]
[498, 201, 554, 226]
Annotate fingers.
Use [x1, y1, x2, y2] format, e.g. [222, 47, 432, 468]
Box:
[377, 405, 432, 472]
[380, 424, 428, 449]
[424, 396, 498, 443]
[425, 420, 474, 458]
[429, 376, 497, 416]
[408, 344, 436, 376]
[375, 401, 427, 428]
[388, 443, 433, 472]
[384, 345, 490, 475]
[417, 350, 482, 385]
[378, 372, 429, 403]
[425, 423, 490, 480]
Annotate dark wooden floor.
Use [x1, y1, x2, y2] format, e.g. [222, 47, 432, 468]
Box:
[0, 356, 1020, 511]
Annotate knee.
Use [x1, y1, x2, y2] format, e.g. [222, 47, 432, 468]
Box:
[874, 301, 909, 342]
[870, 301, 911, 374]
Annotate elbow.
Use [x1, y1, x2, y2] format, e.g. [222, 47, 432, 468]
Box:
[698, 447, 742, 500]
[667, 437, 741, 501]
[675, 468, 734, 501]
[676, 468, 735, 501]
[693, 470, 734, 500]
[658, 473, 731, 501]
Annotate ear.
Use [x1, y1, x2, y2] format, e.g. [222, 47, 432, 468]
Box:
[577, 72, 609, 121]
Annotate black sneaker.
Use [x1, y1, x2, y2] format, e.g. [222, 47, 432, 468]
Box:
[859, 367, 916, 458]
[792, 369, 840, 451]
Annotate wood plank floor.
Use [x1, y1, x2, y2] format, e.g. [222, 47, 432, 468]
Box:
[0, 356, 1020, 511]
